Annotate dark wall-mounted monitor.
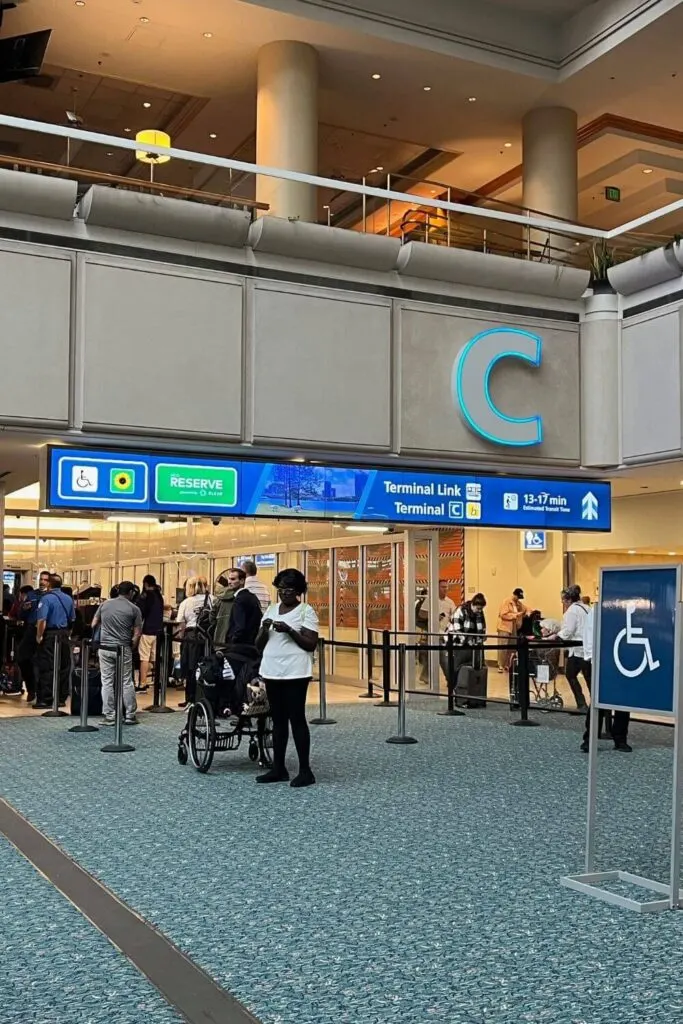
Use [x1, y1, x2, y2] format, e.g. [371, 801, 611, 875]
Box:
[0, 28, 51, 84]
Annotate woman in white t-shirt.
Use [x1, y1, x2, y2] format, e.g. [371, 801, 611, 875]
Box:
[176, 577, 213, 708]
[256, 568, 319, 788]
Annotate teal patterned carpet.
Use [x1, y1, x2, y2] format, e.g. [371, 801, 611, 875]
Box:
[1, 703, 682, 1024]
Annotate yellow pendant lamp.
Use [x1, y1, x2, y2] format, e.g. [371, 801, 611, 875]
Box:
[135, 129, 171, 181]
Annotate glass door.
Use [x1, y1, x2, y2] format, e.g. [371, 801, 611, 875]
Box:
[333, 546, 360, 679]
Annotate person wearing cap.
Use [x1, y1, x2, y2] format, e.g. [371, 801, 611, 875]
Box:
[496, 588, 527, 672]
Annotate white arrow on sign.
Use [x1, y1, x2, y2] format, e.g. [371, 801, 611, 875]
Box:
[582, 491, 599, 521]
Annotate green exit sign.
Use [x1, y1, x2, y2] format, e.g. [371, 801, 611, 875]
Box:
[155, 463, 238, 508]
[605, 186, 621, 202]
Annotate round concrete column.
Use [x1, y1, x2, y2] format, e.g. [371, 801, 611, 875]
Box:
[581, 291, 621, 468]
[256, 40, 318, 222]
[522, 106, 578, 255]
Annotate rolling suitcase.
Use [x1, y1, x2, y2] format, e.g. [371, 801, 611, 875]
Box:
[456, 648, 488, 709]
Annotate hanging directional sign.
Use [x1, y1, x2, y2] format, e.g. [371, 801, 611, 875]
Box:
[46, 446, 612, 531]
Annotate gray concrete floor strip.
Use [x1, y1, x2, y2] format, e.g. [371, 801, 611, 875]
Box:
[0, 797, 262, 1024]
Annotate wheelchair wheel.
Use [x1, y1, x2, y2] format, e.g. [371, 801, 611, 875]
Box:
[188, 699, 215, 773]
[177, 742, 188, 766]
[248, 738, 259, 762]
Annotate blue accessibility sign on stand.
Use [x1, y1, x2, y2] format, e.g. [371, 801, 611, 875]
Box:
[596, 566, 681, 716]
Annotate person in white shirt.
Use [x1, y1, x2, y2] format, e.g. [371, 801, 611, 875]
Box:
[416, 581, 456, 683]
[256, 568, 319, 789]
[580, 604, 632, 753]
[241, 560, 271, 613]
[547, 585, 590, 713]
[176, 577, 213, 708]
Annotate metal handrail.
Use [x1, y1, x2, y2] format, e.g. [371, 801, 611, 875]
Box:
[0, 153, 268, 211]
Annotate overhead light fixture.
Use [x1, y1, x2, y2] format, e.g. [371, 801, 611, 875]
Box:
[142, 101, 152, 109]
[124, 127, 132, 133]
[209, 132, 217, 139]
[669, 551, 677, 556]
[74, 1, 86, 6]
[136, 129, 171, 166]
[139, 16, 150, 23]
[346, 525, 388, 533]
[468, 96, 477, 102]
[291, 457, 306, 463]
[203, 31, 213, 38]
[371, 73, 381, 80]
[376, 165, 384, 171]
[643, 168, 653, 174]
[322, 204, 330, 210]
[504, 142, 512, 148]
[628, 549, 637, 555]
[423, 86, 431, 92]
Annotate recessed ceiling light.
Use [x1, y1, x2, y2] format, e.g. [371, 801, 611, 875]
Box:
[376, 165, 384, 171]
[643, 167, 653, 174]
[124, 127, 131, 133]
[669, 551, 677, 556]
[628, 549, 637, 555]
[209, 132, 217, 139]
[371, 73, 381, 80]
[139, 16, 150, 23]
[74, 1, 86, 6]
[423, 85, 432, 92]
[203, 31, 213, 38]
[142, 101, 151, 108]
[504, 142, 512, 148]
[106, 151, 113, 156]
[468, 96, 477, 102]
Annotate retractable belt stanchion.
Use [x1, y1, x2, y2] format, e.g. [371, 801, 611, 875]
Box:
[386, 644, 417, 745]
[69, 639, 98, 733]
[148, 623, 175, 715]
[359, 627, 375, 699]
[511, 636, 539, 728]
[42, 634, 68, 718]
[101, 645, 135, 753]
[438, 633, 466, 717]
[375, 629, 398, 707]
[311, 638, 336, 726]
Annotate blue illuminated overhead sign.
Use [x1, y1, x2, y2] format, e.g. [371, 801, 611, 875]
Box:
[46, 447, 611, 532]
[454, 327, 543, 448]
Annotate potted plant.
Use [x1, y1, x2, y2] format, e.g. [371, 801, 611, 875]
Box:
[588, 240, 616, 292]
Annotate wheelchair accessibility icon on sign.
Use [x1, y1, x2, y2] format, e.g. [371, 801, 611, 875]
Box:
[613, 602, 661, 678]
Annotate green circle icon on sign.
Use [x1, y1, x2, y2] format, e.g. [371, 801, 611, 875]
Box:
[111, 468, 136, 494]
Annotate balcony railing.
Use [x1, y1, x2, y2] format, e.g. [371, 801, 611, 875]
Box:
[0, 113, 680, 270]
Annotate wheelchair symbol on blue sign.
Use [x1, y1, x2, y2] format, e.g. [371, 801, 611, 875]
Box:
[613, 602, 661, 679]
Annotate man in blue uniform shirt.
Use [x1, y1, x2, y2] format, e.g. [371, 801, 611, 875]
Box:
[35, 574, 76, 708]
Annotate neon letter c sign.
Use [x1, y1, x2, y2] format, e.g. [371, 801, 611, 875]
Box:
[453, 327, 543, 448]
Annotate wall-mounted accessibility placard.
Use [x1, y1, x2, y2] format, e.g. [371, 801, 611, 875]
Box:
[46, 447, 611, 531]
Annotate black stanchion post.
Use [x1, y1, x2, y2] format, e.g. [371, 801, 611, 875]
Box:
[69, 639, 98, 733]
[42, 634, 68, 718]
[438, 633, 465, 717]
[148, 623, 175, 715]
[375, 629, 398, 706]
[511, 636, 539, 728]
[359, 627, 375, 699]
[311, 638, 336, 726]
[102, 645, 135, 753]
[151, 627, 163, 708]
[386, 644, 417, 745]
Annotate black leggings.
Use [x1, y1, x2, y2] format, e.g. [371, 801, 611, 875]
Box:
[264, 678, 311, 773]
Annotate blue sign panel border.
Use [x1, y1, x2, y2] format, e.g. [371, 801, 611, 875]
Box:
[45, 445, 612, 533]
[595, 564, 682, 717]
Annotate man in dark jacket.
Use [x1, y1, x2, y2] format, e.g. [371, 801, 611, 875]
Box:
[226, 568, 262, 646]
[210, 577, 235, 648]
